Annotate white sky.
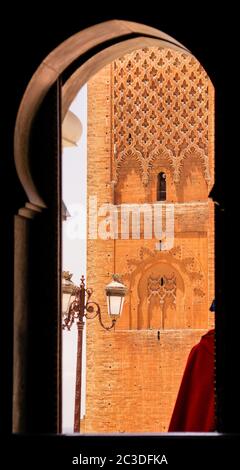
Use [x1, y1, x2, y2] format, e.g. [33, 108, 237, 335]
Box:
[62, 86, 87, 283]
[62, 85, 87, 433]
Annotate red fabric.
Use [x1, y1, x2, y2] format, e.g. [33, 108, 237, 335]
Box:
[168, 329, 215, 432]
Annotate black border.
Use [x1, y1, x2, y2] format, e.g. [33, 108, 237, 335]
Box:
[1, 4, 239, 463]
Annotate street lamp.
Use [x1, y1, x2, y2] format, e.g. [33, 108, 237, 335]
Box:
[62, 272, 127, 433]
[105, 274, 128, 317]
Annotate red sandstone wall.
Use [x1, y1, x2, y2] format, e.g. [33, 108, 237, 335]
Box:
[85, 48, 214, 433]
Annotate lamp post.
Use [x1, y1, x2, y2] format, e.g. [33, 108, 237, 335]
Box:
[62, 273, 127, 433]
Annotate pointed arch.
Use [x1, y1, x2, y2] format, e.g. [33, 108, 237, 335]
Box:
[14, 20, 190, 208]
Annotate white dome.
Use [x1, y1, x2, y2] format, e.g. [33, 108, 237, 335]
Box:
[62, 110, 82, 147]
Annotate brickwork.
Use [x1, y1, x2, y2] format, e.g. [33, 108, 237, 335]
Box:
[85, 48, 214, 433]
[85, 329, 208, 433]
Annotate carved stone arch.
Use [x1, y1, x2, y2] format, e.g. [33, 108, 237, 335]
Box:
[187, 149, 211, 187]
[180, 147, 211, 181]
[137, 261, 185, 329]
[114, 147, 143, 180]
[148, 148, 173, 172]
[121, 245, 207, 332]
[177, 147, 210, 202]
[114, 147, 174, 203]
[114, 148, 145, 204]
[147, 150, 174, 203]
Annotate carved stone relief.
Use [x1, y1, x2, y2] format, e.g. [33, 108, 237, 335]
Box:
[119, 245, 206, 329]
[112, 47, 212, 187]
[124, 245, 205, 298]
[147, 273, 177, 308]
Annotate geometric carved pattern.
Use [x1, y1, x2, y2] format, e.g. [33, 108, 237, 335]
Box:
[113, 47, 211, 186]
[123, 245, 205, 300]
[147, 273, 177, 310]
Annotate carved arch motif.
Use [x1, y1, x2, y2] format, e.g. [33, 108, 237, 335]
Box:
[113, 47, 214, 188]
[14, 21, 189, 210]
[137, 262, 185, 329]
[121, 245, 206, 330]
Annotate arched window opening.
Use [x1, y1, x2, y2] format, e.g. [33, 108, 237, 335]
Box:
[157, 172, 166, 201]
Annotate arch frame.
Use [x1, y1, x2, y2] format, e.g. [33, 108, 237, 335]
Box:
[14, 20, 190, 209]
[12, 19, 223, 437]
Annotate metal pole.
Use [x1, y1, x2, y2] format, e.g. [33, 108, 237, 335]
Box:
[73, 280, 85, 433]
[73, 320, 84, 432]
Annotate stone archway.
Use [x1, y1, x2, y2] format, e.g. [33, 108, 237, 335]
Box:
[14, 20, 190, 210]
[13, 20, 213, 434]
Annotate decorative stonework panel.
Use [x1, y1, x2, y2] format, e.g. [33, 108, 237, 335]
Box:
[130, 246, 206, 300]
[147, 273, 177, 309]
[119, 245, 206, 330]
[112, 48, 212, 187]
[124, 245, 205, 301]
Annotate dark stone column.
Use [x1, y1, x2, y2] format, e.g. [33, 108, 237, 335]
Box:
[13, 80, 62, 433]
